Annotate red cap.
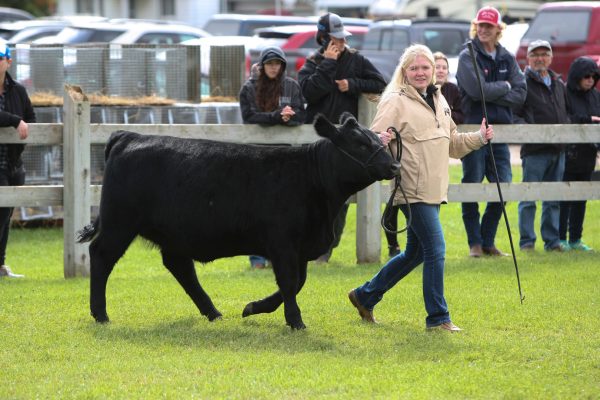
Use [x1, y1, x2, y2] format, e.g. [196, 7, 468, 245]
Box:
[474, 6, 502, 26]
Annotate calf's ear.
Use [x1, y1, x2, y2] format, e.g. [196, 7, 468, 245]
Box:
[339, 112, 357, 127]
[313, 113, 338, 140]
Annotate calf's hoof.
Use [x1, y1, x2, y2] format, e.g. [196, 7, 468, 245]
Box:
[242, 302, 253, 318]
[207, 311, 223, 322]
[289, 321, 307, 330]
[92, 311, 109, 324]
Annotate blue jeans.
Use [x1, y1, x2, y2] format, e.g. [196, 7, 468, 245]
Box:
[518, 152, 565, 250]
[461, 144, 512, 248]
[249, 255, 267, 267]
[353, 203, 450, 327]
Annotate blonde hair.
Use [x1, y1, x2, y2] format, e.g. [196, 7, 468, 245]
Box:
[469, 21, 506, 45]
[433, 51, 448, 66]
[382, 44, 436, 99]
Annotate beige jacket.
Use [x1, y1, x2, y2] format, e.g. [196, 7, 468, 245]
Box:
[371, 85, 484, 204]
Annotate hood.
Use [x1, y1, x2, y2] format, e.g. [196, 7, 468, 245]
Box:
[259, 46, 287, 71]
[567, 57, 600, 92]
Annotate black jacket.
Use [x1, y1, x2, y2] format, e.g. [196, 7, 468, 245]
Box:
[456, 38, 526, 124]
[298, 47, 386, 123]
[564, 57, 600, 173]
[440, 81, 464, 125]
[514, 67, 570, 158]
[0, 72, 35, 172]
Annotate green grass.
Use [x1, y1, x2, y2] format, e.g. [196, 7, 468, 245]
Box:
[2, 176, 600, 398]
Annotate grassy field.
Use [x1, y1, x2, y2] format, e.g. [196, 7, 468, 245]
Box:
[2, 189, 600, 398]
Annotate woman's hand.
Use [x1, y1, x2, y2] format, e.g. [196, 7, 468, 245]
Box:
[281, 105, 295, 123]
[378, 129, 393, 146]
[479, 118, 493, 144]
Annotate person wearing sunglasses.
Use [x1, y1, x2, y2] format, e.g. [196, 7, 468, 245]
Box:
[559, 56, 600, 252]
[0, 43, 35, 279]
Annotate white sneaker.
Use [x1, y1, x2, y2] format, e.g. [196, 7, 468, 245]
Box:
[0, 265, 24, 278]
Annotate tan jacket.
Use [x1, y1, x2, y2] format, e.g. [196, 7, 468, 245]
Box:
[371, 85, 484, 204]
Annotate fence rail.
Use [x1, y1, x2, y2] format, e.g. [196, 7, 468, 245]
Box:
[2, 88, 600, 276]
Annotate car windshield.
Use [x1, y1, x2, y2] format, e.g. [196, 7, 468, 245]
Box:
[203, 20, 241, 36]
[55, 26, 124, 43]
[423, 28, 465, 56]
[523, 10, 590, 42]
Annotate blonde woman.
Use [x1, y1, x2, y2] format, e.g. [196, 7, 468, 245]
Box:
[348, 44, 494, 331]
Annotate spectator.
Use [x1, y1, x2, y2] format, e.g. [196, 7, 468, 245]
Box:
[0, 43, 34, 279]
[434, 51, 464, 125]
[298, 12, 386, 263]
[559, 56, 600, 252]
[347, 44, 494, 332]
[456, 6, 526, 257]
[239, 46, 306, 268]
[514, 40, 570, 252]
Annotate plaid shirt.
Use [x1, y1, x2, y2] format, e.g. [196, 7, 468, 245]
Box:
[0, 80, 8, 171]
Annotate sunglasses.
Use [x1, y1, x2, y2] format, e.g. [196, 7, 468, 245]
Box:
[582, 74, 595, 80]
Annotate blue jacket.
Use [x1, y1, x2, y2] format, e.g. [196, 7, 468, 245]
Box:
[456, 38, 526, 124]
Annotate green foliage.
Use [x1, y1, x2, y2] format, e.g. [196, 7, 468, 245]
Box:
[1, 198, 599, 398]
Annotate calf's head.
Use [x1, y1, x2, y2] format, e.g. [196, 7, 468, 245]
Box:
[314, 112, 401, 181]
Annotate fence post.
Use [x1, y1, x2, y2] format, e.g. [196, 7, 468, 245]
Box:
[63, 84, 91, 278]
[356, 94, 382, 263]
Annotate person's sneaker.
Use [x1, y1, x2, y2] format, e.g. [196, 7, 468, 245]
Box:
[569, 240, 593, 251]
[427, 321, 462, 332]
[482, 246, 509, 256]
[469, 244, 483, 257]
[0, 265, 24, 278]
[547, 242, 568, 252]
[520, 243, 535, 252]
[559, 240, 571, 251]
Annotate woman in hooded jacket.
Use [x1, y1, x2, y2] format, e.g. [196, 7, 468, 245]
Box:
[238, 46, 306, 269]
[559, 56, 600, 251]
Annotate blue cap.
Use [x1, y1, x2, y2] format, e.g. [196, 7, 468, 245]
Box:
[0, 43, 11, 59]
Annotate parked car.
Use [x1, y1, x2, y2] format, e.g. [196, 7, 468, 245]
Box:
[35, 19, 211, 45]
[250, 25, 369, 79]
[203, 13, 370, 37]
[0, 7, 33, 23]
[499, 22, 529, 55]
[516, 2, 600, 78]
[359, 18, 471, 83]
[3, 20, 70, 44]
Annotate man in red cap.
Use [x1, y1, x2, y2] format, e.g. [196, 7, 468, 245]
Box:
[456, 6, 527, 258]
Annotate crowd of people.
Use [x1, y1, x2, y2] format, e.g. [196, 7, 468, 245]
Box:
[2, 7, 598, 332]
[237, 6, 598, 332]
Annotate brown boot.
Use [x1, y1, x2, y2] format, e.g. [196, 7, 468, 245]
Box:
[482, 246, 509, 256]
[348, 289, 377, 323]
[469, 244, 483, 257]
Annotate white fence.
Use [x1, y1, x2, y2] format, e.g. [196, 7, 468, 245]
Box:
[2, 87, 600, 277]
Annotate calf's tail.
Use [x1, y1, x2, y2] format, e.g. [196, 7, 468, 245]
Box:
[77, 218, 99, 243]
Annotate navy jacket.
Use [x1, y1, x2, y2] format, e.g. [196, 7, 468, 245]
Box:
[457, 38, 526, 124]
[514, 67, 570, 158]
[565, 57, 600, 173]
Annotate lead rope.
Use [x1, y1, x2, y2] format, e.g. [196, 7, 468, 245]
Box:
[381, 127, 411, 234]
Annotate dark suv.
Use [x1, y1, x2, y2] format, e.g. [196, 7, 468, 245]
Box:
[516, 2, 600, 78]
[360, 19, 471, 82]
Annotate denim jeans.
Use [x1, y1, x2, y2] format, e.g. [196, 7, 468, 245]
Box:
[461, 144, 512, 248]
[559, 169, 593, 242]
[353, 203, 450, 327]
[518, 152, 565, 249]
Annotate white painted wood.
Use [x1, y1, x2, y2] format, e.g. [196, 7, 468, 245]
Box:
[62, 85, 91, 278]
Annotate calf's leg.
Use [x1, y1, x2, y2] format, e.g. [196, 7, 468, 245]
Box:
[161, 250, 222, 321]
[89, 230, 136, 323]
[243, 258, 308, 330]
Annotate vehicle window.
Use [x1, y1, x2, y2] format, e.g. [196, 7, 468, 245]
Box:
[203, 20, 240, 36]
[9, 28, 62, 44]
[137, 33, 177, 44]
[380, 29, 409, 51]
[524, 10, 590, 42]
[88, 29, 124, 42]
[362, 29, 380, 50]
[241, 21, 312, 36]
[347, 33, 364, 50]
[423, 29, 465, 56]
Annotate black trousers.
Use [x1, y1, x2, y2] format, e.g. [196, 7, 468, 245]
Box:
[559, 169, 593, 242]
[0, 166, 25, 265]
